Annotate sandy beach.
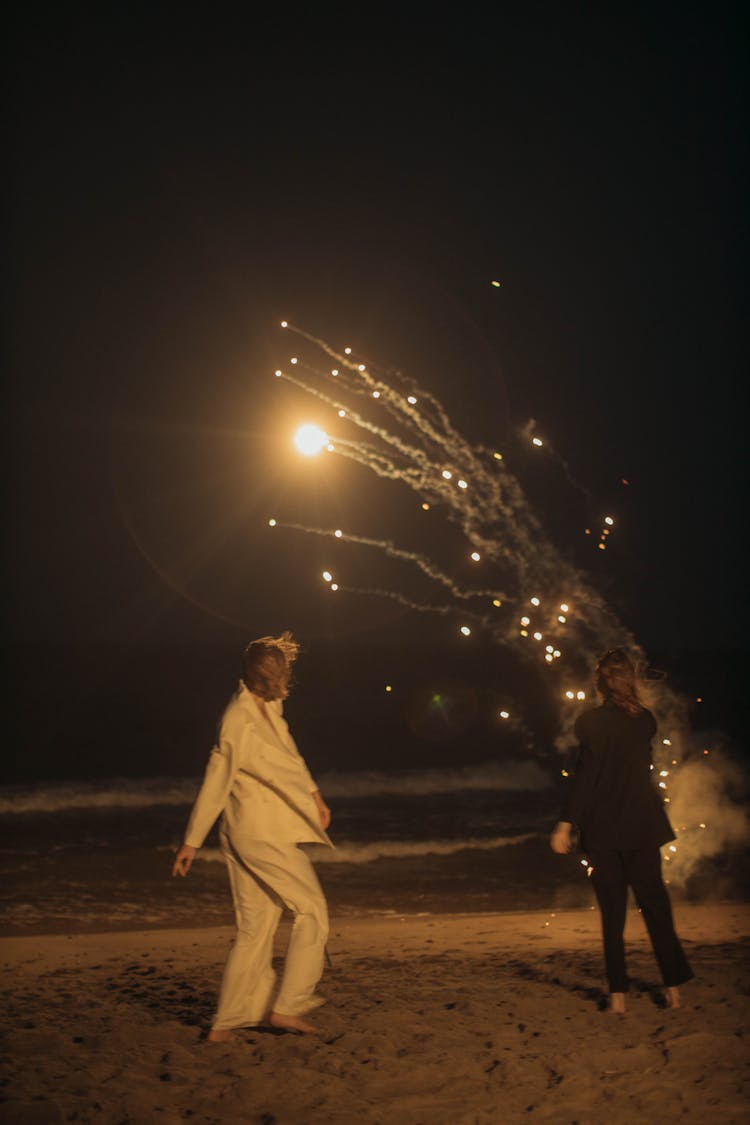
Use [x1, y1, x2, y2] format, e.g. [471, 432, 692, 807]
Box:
[1, 901, 748, 1124]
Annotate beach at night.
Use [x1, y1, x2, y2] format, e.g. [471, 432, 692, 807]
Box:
[2, 756, 749, 1122]
[6, 5, 746, 1122]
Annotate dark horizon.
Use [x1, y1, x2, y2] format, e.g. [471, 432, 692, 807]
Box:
[4, 631, 746, 786]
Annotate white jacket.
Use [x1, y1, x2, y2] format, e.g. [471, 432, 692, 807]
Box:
[184, 684, 333, 849]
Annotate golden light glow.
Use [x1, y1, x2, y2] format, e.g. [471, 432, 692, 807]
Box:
[442, 470, 452, 480]
[576, 690, 586, 700]
[499, 710, 509, 719]
[268, 519, 277, 527]
[520, 616, 530, 626]
[492, 598, 501, 607]
[422, 503, 430, 510]
[280, 320, 288, 328]
[460, 625, 472, 636]
[334, 529, 342, 538]
[457, 479, 468, 489]
[493, 451, 503, 460]
[294, 424, 329, 456]
[322, 571, 332, 582]
[560, 603, 569, 612]
[530, 596, 540, 606]
[532, 437, 543, 447]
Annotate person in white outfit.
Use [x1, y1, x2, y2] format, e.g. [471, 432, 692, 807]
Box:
[171, 632, 333, 1040]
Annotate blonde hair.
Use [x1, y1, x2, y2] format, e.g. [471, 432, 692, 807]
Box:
[241, 631, 300, 699]
[595, 648, 644, 717]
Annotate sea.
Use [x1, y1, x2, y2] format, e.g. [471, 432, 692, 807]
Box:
[0, 759, 613, 936]
[3, 640, 745, 937]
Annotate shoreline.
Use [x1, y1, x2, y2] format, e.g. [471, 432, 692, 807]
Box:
[2, 891, 746, 945]
[3, 900, 748, 955]
[1, 893, 746, 942]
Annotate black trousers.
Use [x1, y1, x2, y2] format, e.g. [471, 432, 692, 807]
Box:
[588, 846, 693, 993]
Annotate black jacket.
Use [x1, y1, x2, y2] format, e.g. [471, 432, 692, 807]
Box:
[561, 702, 674, 851]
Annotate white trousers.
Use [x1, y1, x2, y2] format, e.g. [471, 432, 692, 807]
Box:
[212, 832, 329, 1030]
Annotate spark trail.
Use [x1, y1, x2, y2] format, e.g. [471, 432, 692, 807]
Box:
[268, 322, 747, 885]
[274, 322, 630, 680]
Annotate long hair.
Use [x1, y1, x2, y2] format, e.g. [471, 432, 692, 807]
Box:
[241, 631, 300, 699]
[595, 648, 645, 717]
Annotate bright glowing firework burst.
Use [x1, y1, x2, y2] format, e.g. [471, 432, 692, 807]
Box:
[267, 320, 747, 883]
[273, 321, 630, 675]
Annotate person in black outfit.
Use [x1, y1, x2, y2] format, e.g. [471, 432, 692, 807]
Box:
[550, 648, 692, 1013]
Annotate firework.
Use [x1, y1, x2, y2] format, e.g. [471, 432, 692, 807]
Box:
[273, 322, 630, 676]
[266, 321, 747, 883]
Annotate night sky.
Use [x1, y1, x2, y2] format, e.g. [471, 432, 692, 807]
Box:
[5, 9, 747, 779]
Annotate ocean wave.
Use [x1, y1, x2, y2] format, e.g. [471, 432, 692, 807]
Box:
[318, 761, 550, 797]
[194, 833, 540, 865]
[0, 760, 551, 815]
[0, 778, 201, 815]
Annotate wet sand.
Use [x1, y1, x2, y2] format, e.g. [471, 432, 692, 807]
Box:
[1, 903, 748, 1124]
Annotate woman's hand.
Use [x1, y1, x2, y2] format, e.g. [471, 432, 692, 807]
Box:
[172, 844, 196, 877]
[312, 790, 332, 831]
[550, 821, 573, 855]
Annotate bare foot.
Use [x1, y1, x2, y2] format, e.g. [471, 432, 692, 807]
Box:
[665, 987, 681, 1009]
[269, 1011, 319, 1034]
[608, 992, 626, 1014]
[207, 1028, 239, 1043]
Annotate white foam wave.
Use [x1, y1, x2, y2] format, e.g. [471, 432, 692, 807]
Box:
[314, 761, 551, 798]
[0, 760, 551, 815]
[0, 778, 200, 815]
[194, 833, 540, 865]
